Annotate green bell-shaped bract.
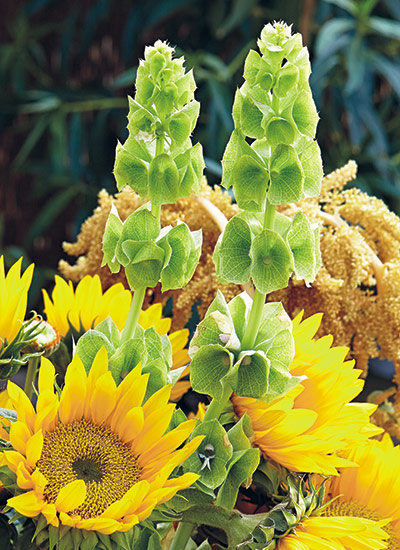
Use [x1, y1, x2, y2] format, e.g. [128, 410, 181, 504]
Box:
[189, 291, 299, 401]
[102, 204, 202, 293]
[213, 210, 321, 295]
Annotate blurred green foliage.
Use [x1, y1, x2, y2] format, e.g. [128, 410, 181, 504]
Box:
[0, 0, 399, 309]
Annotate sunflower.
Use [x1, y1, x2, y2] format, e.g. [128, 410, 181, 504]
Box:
[0, 256, 34, 346]
[42, 276, 191, 400]
[325, 433, 400, 549]
[278, 515, 388, 550]
[2, 348, 202, 535]
[42, 275, 131, 336]
[232, 312, 381, 475]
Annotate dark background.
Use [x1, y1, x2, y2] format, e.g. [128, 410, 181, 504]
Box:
[1, 0, 399, 310]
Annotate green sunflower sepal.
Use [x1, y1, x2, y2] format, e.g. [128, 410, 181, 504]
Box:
[0, 314, 47, 380]
[189, 291, 300, 401]
[102, 204, 202, 292]
[213, 210, 321, 295]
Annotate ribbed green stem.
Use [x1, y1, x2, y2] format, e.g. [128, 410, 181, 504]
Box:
[241, 199, 276, 350]
[264, 200, 276, 230]
[24, 356, 39, 400]
[241, 288, 266, 350]
[203, 382, 233, 423]
[120, 287, 146, 344]
[151, 132, 165, 220]
[170, 521, 194, 550]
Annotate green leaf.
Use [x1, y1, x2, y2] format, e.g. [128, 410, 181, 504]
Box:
[148, 154, 180, 205]
[75, 330, 115, 373]
[124, 241, 165, 289]
[269, 144, 304, 204]
[121, 208, 160, 249]
[227, 292, 252, 342]
[297, 137, 323, 198]
[243, 49, 262, 86]
[190, 344, 233, 399]
[216, 448, 260, 509]
[158, 222, 202, 291]
[250, 229, 293, 294]
[265, 117, 296, 146]
[274, 62, 299, 98]
[232, 350, 270, 398]
[183, 419, 233, 489]
[182, 504, 266, 549]
[167, 111, 191, 145]
[221, 129, 263, 189]
[101, 206, 123, 274]
[254, 302, 292, 350]
[114, 141, 149, 196]
[287, 211, 319, 283]
[175, 143, 204, 196]
[142, 358, 169, 399]
[236, 91, 265, 139]
[94, 318, 120, 349]
[265, 328, 295, 384]
[232, 155, 269, 211]
[213, 216, 252, 284]
[190, 291, 235, 351]
[108, 335, 144, 382]
[292, 90, 319, 138]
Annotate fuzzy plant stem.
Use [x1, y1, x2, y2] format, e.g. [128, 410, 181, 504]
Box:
[241, 199, 276, 350]
[24, 356, 40, 400]
[170, 521, 195, 550]
[120, 286, 146, 344]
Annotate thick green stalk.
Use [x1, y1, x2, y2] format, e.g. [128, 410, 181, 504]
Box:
[203, 382, 233, 423]
[120, 286, 146, 344]
[241, 199, 276, 350]
[170, 521, 194, 550]
[241, 288, 266, 350]
[24, 356, 40, 400]
[151, 132, 165, 220]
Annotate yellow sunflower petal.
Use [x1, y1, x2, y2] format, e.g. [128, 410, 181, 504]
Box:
[55, 480, 87, 513]
[7, 491, 44, 517]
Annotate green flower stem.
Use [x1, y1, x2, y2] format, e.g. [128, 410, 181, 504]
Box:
[170, 521, 195, 550]
[151, 131, 165, 220]
[24, 356, 40, 400]
[241, 199, 276, 350]
[264, 199, 276, 230]
[241, 288, 266, 350]
[120, 286, 146, 344]
[203, 382, 233, 423]
[151, 204, 161, 219]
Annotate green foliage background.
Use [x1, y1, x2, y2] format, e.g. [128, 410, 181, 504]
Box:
[0, 0, 399, 307]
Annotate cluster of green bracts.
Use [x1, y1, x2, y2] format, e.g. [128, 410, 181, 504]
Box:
[99, 41, 203, 380]
[79, 42, 205, 401]
[96, 24, 325, 548]
[190, 23, 323, 415]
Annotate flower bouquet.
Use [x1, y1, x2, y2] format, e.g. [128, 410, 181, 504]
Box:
[0, 21, 399, 550]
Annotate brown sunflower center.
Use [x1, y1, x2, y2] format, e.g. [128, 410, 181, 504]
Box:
[36, 419, 141, 519]
[324, 499, 399, 550]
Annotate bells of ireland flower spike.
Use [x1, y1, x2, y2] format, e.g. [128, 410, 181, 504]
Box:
[214, 22, 322, 294]
[222, 22, 322, 209]
[114, 40, 204, 205]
